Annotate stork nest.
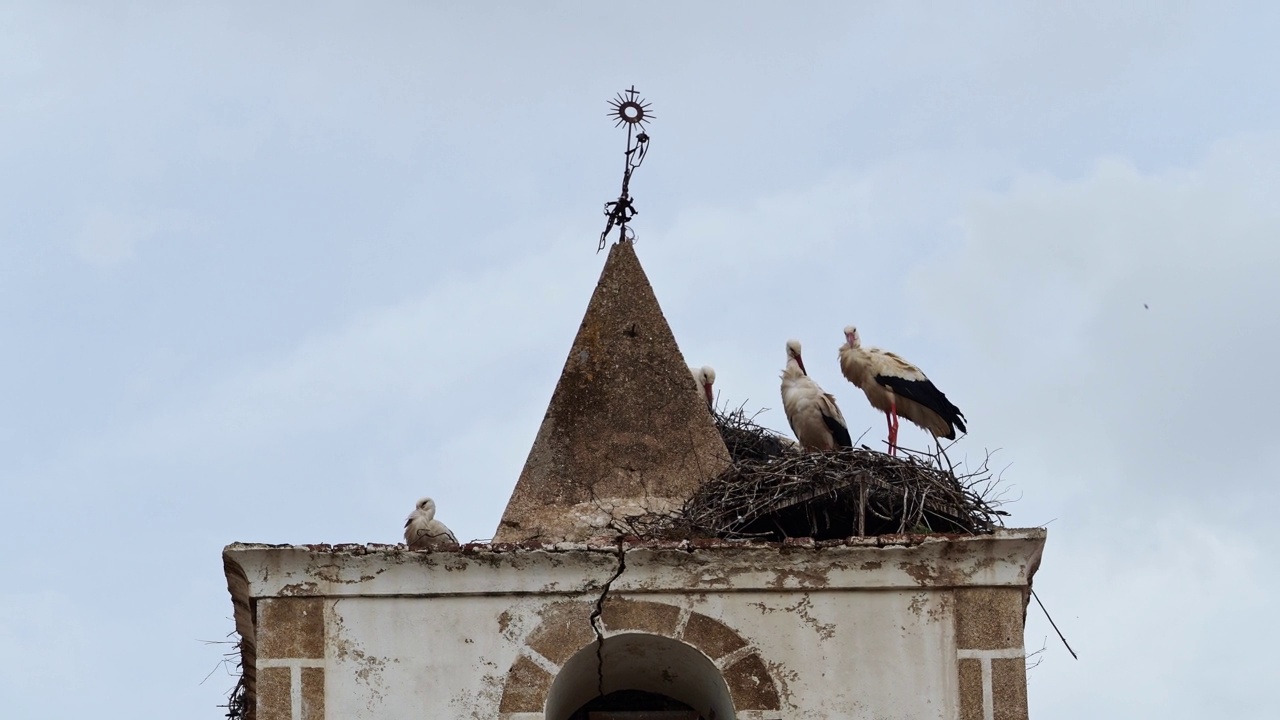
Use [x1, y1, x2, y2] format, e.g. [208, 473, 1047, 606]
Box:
[216, 635, 249, 720]
[621, 404, 1010, 541]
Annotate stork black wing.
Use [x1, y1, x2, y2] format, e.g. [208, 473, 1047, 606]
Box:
[822, 413, 853, 449]
[875, 374, 967, 435]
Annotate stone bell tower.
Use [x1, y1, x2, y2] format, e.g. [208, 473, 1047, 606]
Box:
[222, 239, 1045, 720]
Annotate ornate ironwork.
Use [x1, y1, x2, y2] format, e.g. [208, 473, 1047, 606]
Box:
[599, 86, 653, 252]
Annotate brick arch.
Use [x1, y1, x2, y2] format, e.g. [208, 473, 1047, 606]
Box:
[497, 598, 781, 717]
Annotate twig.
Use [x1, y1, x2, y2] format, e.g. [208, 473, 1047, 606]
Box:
[1031, 588, 1078, 660]
[1025, 637, 1049, 672]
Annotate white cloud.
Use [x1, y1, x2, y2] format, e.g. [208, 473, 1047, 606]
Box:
[97, 218, 597, 462]
[910, 134, 1280, 499]
[1027, 516, 1274, 719]
[905, 134, 1280, 719]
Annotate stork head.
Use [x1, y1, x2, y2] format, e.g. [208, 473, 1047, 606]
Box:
[843, 325, 860, 348]
[415, 497, 437, 520]
[785, 339, 806, 375]
[690, 365, 716, 406]
[700, 365, 716, 406]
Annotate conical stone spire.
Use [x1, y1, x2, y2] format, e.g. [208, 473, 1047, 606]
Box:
[494, 241, 730, 543]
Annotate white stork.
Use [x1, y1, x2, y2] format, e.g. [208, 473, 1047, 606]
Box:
[404, 497, 459, 550]
[689, 365, 716, 407]
[838, 325, 966, 456]
[780, 339, 852, 451]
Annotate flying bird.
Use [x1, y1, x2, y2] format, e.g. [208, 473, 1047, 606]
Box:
[780, 339, 852, 451]
[838, 326, 966, 456]
[689, 365, 716, 407]
[404, 497, 459, 550]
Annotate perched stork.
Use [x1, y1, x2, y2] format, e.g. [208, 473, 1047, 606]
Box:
[404, 497, 459, 550]
[838, 326, 966, 456]
[780, 339, 852, 451]
[689, 365, 716, 407]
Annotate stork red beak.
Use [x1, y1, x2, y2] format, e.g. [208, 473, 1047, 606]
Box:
[796, 356, 807, 375]
[703, 383, 714, 406]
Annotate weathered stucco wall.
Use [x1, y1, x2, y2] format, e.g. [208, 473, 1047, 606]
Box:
[225, 529, 1044, 720]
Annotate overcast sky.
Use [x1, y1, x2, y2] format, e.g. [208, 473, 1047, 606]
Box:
[3, 2, 1278, 718]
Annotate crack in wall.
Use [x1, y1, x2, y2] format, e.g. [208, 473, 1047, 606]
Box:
[588, 536, 627, 699]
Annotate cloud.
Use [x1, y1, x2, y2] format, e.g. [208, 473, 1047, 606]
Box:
[904, 134, 1280, 718]
[910, 133, 1280, 503]
[1026, 515, 1273, 719]
[93, 218, 594, 461]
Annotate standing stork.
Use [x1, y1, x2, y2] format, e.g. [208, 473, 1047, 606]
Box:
[838, 326, 966, 456]
[689, 365, 716, 408]
[780, 339, 852, 451]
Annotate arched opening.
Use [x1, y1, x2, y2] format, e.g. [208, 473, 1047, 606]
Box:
[568, 690, 698, 719]
[544, 633, 736, 720]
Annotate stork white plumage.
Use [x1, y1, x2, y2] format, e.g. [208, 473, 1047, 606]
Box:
[404, 497, 459, 550]
[838, 326, 966, 456]
[780, 339, 852, 451]
[689, 365, 716, 407]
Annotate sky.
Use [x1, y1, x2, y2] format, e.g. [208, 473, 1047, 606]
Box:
[2, 2, 1278, 717]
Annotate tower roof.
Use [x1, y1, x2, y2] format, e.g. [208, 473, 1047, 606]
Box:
[494, 241, 730, 543]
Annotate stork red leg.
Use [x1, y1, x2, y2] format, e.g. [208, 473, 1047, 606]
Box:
[887, 398, 900, 456]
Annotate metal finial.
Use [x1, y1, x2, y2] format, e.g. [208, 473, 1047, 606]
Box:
[599, 86, 654, 253]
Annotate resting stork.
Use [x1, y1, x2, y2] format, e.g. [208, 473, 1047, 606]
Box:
[689, 365, 716, 407]
[404, 497, 459, 550]
[838, 325, 966, 456]
[780, 339, 852, 451]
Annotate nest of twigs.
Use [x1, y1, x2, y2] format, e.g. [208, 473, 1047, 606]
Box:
[217, 636, 249, 720]
[623, 404, 1009, 541]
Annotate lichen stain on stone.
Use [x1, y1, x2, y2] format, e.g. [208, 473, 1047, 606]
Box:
[306, 561, 380, 586]
[766, 565, 833, 589]
[898, 559, 966, 586]
[908, 592, 928, 617]
[329, 606, 391, 706]
[786, 595, 836, 640]
[496, 607, 535, 645]
[461, 671, 506, 720]
[762, 657, 798, 708]
[407, 552, 444, 568]
[279, 581, 319, 596]
[927, 591, 954, 623]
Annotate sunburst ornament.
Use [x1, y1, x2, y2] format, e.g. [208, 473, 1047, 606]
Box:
[598, 86, 654, 253]
[608, 86, 654, 129]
